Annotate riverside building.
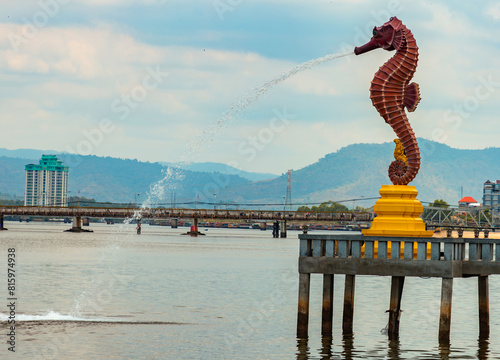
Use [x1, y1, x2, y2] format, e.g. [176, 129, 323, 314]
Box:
[483, 180, 500, 213]
[24, 155, 69, 207]
[483, 180, 500, 225]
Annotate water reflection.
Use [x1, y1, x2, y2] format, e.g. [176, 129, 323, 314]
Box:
[438, 340, 450, 360]
[296, 334, 493, 359]
[477, 338, 490, 360]
[387, 338, 401, 360]
[341, 334, 354, 360]
[296, 337, 310, 360]
[320, 336, 333, 360]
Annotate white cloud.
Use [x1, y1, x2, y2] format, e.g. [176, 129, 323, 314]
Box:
[486, 3, 500, 20]
[0, 1, 499, 175]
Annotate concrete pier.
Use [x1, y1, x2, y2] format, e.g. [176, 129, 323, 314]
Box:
[297, 233, 500, 342]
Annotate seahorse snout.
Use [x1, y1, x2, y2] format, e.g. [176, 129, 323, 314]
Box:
[354, 38, 380, 55]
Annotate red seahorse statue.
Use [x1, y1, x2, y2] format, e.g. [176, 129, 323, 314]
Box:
[354, 17, 421, 185]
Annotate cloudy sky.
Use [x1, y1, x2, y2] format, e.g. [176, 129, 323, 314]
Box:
[1, 0, 499, 174]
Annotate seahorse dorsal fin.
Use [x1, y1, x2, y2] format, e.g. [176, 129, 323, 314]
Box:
[404, 82, 421, 112]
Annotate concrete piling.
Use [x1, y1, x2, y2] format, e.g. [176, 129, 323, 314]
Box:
[478, 275, 489, 339]
[321, 274, 334, 336]
[297, 273, 310, 338]
[439, 277, 453, 343]
[388, 276, 405, 339]
[342, 274, 356, 335]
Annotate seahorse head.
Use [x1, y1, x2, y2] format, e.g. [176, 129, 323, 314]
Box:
[354, 16, 405, 55]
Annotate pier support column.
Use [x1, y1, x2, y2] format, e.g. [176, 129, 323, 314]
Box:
[343, 274, 356, 335]
[322, 274, 334, 336]
[0, 214, 7, 230]
[280, 220, 287, 238]
[478, 275, 490, 339]
[439, 277, 453, 343]
[388, 276, 405, 339]
[297, 273, 310, 338]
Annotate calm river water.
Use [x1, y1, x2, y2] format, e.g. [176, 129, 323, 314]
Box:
[0, 222, 499, 359]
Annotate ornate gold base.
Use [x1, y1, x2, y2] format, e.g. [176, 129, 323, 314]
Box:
[362, 185, 434, 237]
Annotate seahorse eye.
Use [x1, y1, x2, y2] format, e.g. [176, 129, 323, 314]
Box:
[373, 29, 378, 36]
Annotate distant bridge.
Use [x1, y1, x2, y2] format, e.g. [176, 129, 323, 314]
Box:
[0, 205, 372, 223]
[422, 206, 499, 228]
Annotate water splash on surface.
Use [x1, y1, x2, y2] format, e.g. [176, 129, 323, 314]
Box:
[0, 311, 88, 322]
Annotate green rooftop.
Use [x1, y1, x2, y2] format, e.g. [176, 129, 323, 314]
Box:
[25, 155, 69, 172]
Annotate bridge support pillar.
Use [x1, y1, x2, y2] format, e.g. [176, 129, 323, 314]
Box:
[65, 216, 93, 233]
[74, 216, 82, 230]
[478, 275, 490, 339]
[0, 214, 7, 230]
[186, 218, 204, 236]
[280, 220, 287, 238]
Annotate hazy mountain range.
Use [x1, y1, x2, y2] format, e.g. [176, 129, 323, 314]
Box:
[0, 139, 497, 208]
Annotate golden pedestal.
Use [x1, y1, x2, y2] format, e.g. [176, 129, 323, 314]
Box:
[362, 185, 434, 237]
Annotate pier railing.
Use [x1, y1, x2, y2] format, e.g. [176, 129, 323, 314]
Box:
[299, 234, 500, 278]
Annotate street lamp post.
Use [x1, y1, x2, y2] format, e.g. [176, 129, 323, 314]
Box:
[214, 193, 217, 211]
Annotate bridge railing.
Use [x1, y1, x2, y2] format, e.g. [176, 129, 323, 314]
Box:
[0, 205, 373, 222]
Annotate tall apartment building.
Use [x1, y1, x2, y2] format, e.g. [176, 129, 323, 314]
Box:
[24, 155, 69, 207]
[483, 180, 500, 217]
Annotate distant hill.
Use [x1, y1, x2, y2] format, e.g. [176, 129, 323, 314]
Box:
[175, 162, 278, 182]
[0, 148, 62, 160]
[0, 140, 498, 208]
[231, 138, 499, 207]
[0, 155, 251, 204]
